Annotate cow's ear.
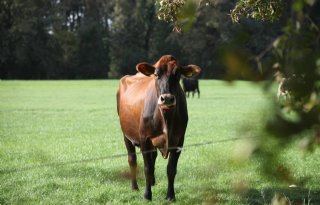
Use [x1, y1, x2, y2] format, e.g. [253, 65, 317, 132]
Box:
[181, 65, 201, 78]
[136, 63, 155, 76]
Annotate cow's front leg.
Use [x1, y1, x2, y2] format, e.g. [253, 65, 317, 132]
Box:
[166, 149, 181, 201]
[141, 142, 156, 200]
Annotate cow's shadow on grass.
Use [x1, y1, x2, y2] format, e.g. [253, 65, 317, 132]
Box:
[54, 164, 144, 184]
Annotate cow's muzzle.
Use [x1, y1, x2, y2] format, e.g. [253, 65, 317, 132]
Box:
[158, 94, 176, 110]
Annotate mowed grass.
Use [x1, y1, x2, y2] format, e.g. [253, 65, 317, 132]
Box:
[0, 80, 319, 204]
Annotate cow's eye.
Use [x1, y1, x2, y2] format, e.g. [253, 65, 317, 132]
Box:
[154, 73, 158, 78]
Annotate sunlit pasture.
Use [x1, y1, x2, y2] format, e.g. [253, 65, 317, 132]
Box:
[0, 80, 319, 204]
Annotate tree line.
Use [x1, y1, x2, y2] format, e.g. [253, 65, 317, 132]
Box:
[1, 0, 286, 79]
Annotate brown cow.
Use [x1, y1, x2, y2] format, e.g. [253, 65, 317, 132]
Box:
[116, 55, 201, 201]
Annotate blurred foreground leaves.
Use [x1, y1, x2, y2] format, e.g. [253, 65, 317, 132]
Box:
[231, 0, 320, 185]
[157, 0, 320, 185]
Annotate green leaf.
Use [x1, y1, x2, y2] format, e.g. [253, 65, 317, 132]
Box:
[293, 0, 304, 12]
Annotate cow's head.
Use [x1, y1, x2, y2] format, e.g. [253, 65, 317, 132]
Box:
[136, 55, 201, 110]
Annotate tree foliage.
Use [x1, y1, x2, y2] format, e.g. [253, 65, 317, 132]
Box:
[230, 0, 285, 22]
[0, 0, 188, 79]
[1, 0, 318, 92]
[157, 0, 185, 23]
[0, 0, 112, 79]
[108, 0, 147, 78]
[0, 0, 57, 78]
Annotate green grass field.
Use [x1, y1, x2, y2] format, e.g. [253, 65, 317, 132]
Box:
[1, 80, 319, 204]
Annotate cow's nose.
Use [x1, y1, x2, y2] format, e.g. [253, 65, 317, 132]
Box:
[158, 94, 176, 105]
[160, 96, 165, 103]
[167, 95, 175, 103]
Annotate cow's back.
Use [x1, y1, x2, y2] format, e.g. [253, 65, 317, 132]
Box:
[117, 73, 154, 143]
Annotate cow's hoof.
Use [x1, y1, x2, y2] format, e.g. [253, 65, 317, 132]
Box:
[143, 194, 152, 201]
[132, 183, 139, 191]
[166, 195, 176, 202]
[166, 197, 176, 202]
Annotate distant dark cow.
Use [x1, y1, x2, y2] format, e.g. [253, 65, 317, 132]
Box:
[116, 55, 201, 201]
[182, 77, 200, 98]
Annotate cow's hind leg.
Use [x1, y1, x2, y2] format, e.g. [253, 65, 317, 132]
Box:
[141, 141, 156, 200]
[124, 136, 139, 191]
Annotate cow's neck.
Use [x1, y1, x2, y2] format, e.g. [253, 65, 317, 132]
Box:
[148, 93, 177, 158]
[153, 99, 176, 130]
